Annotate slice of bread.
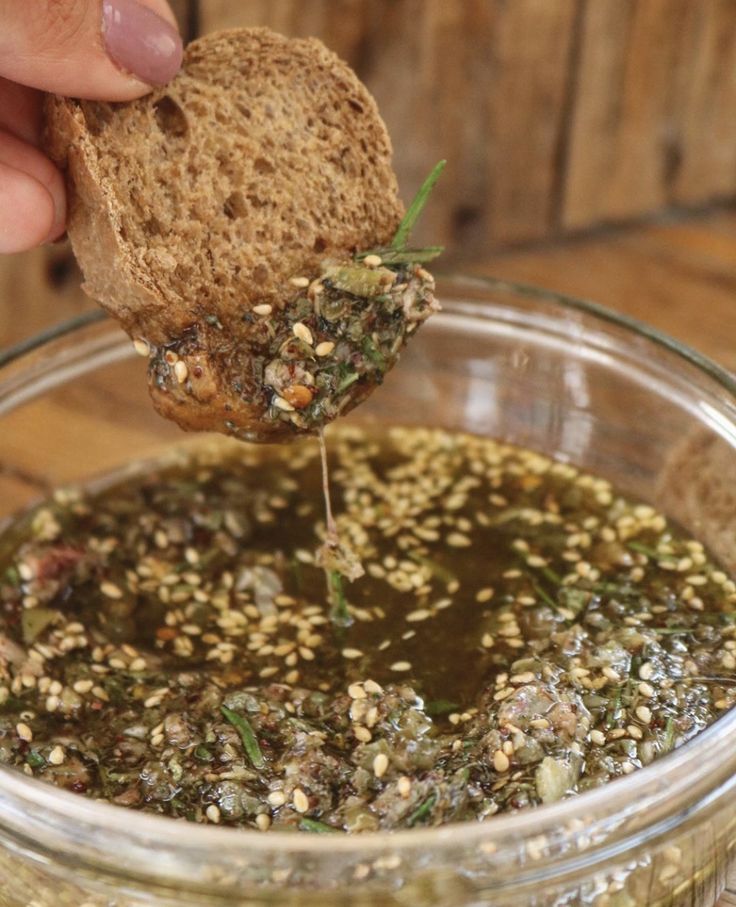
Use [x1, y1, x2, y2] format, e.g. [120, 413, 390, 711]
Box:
[45, 28, 436, 442]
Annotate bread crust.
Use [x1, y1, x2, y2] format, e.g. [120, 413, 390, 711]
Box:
[45, 28, 418, 442]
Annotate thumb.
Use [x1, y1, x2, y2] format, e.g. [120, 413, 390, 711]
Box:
[0, 0, 183, 101]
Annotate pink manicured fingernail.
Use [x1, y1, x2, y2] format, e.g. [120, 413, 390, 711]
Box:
[102, 0, 183, 87]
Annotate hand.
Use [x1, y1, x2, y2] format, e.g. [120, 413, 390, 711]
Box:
[0, 0, 183, 253]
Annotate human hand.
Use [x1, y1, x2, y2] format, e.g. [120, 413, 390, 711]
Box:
[0, 0, 183, 253]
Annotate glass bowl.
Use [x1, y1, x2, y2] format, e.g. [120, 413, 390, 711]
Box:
[0, 275, 735, 907]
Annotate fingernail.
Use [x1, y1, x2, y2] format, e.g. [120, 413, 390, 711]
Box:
[102, 0, 183, 87]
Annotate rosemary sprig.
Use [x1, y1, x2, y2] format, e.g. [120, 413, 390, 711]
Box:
[220, 706, 265, 770]
[392, 160, 446, 250]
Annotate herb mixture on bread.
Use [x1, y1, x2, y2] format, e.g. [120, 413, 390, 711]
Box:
[45, 27, 440, 442]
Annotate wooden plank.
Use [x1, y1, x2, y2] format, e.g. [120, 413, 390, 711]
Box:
[562, 0, 691, 229]
[669, 0, 736, 205]
[197, 0, 578, 254]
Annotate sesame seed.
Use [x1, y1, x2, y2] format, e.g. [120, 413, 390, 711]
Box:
[253, 303, 273, 316]
[292, 322, 314, 345]
[481, 633, 495, 649]
[638, 682, 654, 698]
[405, 609, 431, 622]
[390, 661, 411, 672]
[16, 723, 32, 742]
[255, 813, 271, 831]
[639, 662, 654, 681]
[73, 679, 94, 694]
[397, 776, 412, 798]
[447, 532, 471, 548]
[590, 730, 606, 745]
[174, 360, 188, 384]
[273, 396, 295, 412]
[292, 788, 310, 813]
[348, 683, 366, 700]
[373, 753, 389, 778]
[48, 745, 65, 765]
[475, 587, 494, 602]
[290, 276, 310, 288]
[267, 790, 286, 808]
[205, 804, 221, 824]
[363, 679, 383, 695]
[493, 750, 510, 772]
[342, 648, 364, 660]
[132, 339, 150, 357]
[354, 726, 372, 743]
[100, 581, 123, 600]
[621, 762, 635, 774]
[363, 254, 383, 268]
[635, 706, 652, 724]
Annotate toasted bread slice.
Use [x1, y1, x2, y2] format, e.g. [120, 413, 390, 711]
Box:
[45, 28, 437, 441]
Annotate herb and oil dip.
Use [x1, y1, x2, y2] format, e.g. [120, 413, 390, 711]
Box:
[0, 426, 734, 832]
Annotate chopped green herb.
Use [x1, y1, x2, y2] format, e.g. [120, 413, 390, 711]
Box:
[408, 792, 437, 826]
[220, 706, 265, 770]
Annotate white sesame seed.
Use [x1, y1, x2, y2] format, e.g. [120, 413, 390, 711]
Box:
[363, 254, 383, 268]
[292, 788, 310, 813]
[292, 322, 314, 345]
[639, 662, 654, 681]
[348, 683, 366, 700]
[373, 753, 389, 778]
[253, 303, 273, 316]
[73, 679, 94, 694]
[621, 762, 635, 774]
[48, 745, 65, 765]
[174, 360, 189, 384]
[405, 609, 431, 623]
[342, 648, 364, 660]
[493, 750, 510, 772]
[475, 587, 494, 602]
[447, 532, 471, 548]
[390, 661, 411, 672]
[397, 776, 412, 798]
[205, 804, 221, 824]
[315, 341, 335, 357]
[273, 395, 295, 412]
[290, 276, 310, 288]
[635, 705, 652, 724]
[363, 679, 383, 695]
[590, 730, 606, 745]
[255, 813, 271, 831]
[638, 682, 654, 698]
[481, 633, 495, 649]
[133, 339, 150, 357]
[354, 726, 372, 743]
[100, 581, 123, 600]
[16, 723, 32, 742]
[267, 790, 286, 808]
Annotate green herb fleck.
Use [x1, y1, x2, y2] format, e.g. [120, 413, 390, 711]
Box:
[220, 706, 265, 770]
[407, 792, 437, 826]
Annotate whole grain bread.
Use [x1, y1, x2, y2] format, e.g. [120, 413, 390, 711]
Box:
[44, 28, 420, 441]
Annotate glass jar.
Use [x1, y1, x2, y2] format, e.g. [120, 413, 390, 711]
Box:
[0, 276, 735, 907]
